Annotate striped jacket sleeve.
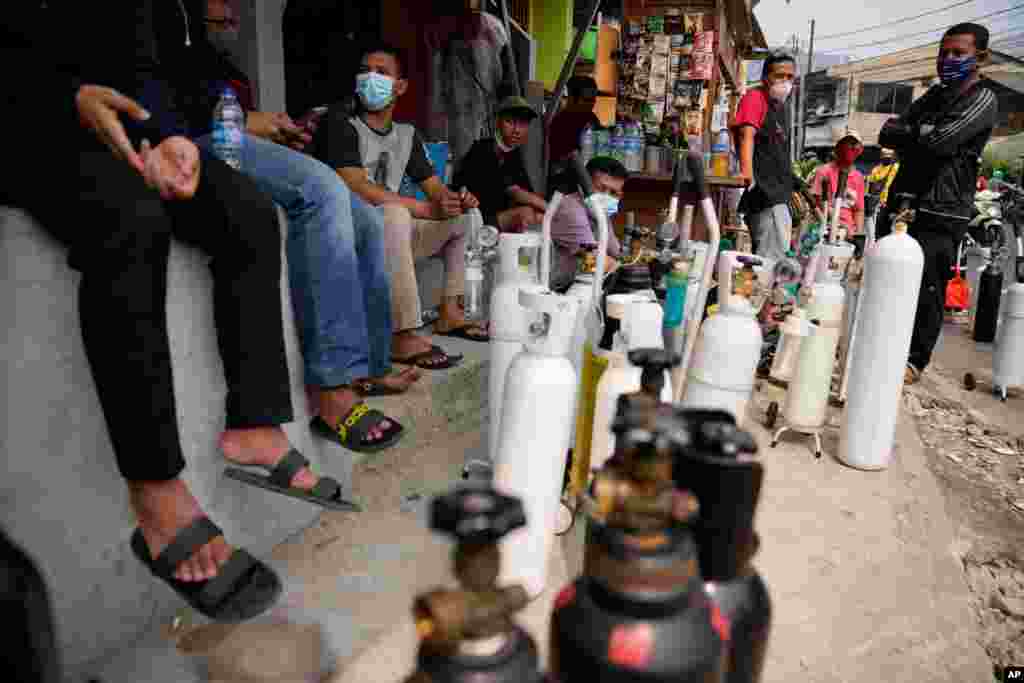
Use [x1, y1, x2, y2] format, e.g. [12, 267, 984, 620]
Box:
[916, 86, 997, 158]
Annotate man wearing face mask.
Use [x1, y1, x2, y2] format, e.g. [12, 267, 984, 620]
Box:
[732, 53, 801, 261]
[315, 42, 488, 368]
[546, 156, 627, 292]
[877, 22, 998, 385]
[811, 129, 866, 240]
[453, 96, 549, 233]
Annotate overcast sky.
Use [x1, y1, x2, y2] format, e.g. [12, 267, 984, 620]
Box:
[754, 0, 1024, 64]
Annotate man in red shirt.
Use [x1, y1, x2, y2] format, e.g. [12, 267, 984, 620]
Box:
[811, 129, 866, 239]
[547, 75, 606, 196]
[732, 53, 799, 261]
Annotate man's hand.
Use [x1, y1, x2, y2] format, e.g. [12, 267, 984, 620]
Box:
[458, 188, 480, 211]
[75, 85, 151, 175]
[294, 108, 327, 137]
[247, 111, 313, 150]
[435, 187, 465, 219]
[411, 199, 437, 220]
[140, 136, 201, 201]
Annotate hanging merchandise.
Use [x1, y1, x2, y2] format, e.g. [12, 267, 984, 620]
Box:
[492, 289, 581, 599]
[404, 487, 542, 683]
[838, 195, 923, 470]
[672, 411, 771, 683]
[549, 411, 727, 683]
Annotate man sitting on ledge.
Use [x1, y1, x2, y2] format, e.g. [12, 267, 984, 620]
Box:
[314, 42, 489, 370]
[160, 0, 408, 454]
[2, 0, 349, 622]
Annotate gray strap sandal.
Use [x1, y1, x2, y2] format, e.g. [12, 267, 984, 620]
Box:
[224, 448, 360, 512]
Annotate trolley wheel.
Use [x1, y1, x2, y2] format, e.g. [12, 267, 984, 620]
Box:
[964, 372, 977, 391]
[765, 402, 779, 430]
[770, 441, 778, 449]
[815, 450, 823, 459]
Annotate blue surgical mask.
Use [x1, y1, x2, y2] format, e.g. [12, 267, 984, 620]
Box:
[593, 192, 620, 217]
[938, 55, 976, 85]
[356, 72, 395, 111]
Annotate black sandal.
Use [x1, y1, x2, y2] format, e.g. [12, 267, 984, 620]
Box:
[130, 518, 281, 622]
[223, 448, 360, 512]
[391, 345, 462, 370]
[435, 324, 490, 343]
[310, 403, 405, 454]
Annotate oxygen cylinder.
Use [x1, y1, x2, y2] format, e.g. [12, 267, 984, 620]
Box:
[838, 219, 924, 470]
[805, 277, 846, 327]
[681, 296, 763, 426]
[965, 246, 990, 327]
[769, 310, 807, 382]
[489, 233, 543, 462]
[992, 282, 1024, 401]
[550, 417, 727, 683]
[974, 266, 1003, 343]
[783, 315, 839, 432]
[591, 300, 672, 473]
[493, 289, 581, 599]
[672, 411, 770, 683]
[405, 487, 542, 683]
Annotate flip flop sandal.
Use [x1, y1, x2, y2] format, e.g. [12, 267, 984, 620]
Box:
[130, 517, 281, 623]
[435, 324, 490, 343]
[310, 403, 405, 454]
[223, 448, 360, 512]
[351, 376, 416, 397]
[391, 345, 462, 370]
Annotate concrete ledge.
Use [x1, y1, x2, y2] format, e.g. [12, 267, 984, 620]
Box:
[0, 207, 327, 680]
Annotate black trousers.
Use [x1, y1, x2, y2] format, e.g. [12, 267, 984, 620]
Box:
[877, 207, 958, 372]
[9, 136, 294, 482]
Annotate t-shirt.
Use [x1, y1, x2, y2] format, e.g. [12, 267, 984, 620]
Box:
[867, 161, 900, 205]
[452, 138, 534, 227]
[312, 108, 436, 193]
[549, 193, 622, 291]
[811, 162, 865, 234]
[733, 87, 771, 130]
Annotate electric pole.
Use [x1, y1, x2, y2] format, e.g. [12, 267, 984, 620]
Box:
[799, 19, 816, 156]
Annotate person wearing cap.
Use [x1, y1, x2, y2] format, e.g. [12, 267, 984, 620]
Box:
[453, 96, 548, 232]
[810, 128, 866, 239]
[315, 41, 488, 371]
[867, 148, 900, 207]
[547, 75, 605, 196]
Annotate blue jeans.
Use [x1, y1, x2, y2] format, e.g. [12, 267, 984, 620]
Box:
[197, 134, 392, 386]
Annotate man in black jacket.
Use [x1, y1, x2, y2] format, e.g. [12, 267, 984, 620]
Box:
[878, 22, 998, 385]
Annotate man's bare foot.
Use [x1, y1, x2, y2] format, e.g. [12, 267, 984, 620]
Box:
[220, 426, 318, 492]
[316, 386, 391, 442]
[129, 478, 232, 583]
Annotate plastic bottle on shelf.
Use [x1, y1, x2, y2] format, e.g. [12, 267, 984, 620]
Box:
[580, 125, 594, 165]
[711, 129, 730, 177]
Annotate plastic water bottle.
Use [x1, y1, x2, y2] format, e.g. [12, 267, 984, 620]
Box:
[212, 87, 246, 170]
[580, 125, 594, 164]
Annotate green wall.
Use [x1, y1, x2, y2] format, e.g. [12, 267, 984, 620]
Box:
[530, 0, 574, 89]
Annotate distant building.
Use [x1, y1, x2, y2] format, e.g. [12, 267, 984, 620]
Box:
[800, 44, 1024, 163]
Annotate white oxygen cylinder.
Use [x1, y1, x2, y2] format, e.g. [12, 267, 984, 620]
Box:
[488, 232, 542, 461]
[784, 313, 840, 430]
[590, 301, 672, 473]
[993, 282, 1024, 397]
[806, 277, 846, 328]
[839, 227, 924, 470]
[494, 289, 581, 599]
[770, 309, 807, 382]
[681, 296, 763, 426]
[966, 246, 989, 328]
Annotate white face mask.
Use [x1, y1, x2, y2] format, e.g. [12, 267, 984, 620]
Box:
[769, 81, 793, 102]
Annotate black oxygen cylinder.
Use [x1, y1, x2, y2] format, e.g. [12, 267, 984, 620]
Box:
[551, 425, 727, 683]
[670, 411, 771, 683]
[973, 266, 1003, 343]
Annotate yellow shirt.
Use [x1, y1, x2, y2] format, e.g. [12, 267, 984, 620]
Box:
[867, 162, 900, 205]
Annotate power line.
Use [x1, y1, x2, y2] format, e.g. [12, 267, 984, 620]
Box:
[816, 0, 980, 41]
[817, 3, 1024, 53]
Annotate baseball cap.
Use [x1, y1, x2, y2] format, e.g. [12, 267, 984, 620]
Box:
[496, 96, 538, 120]
[832, 127, 863, 145]
[566, 75, 614, 99]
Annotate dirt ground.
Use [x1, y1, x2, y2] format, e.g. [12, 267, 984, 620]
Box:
[904, 316, 1024, 680]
